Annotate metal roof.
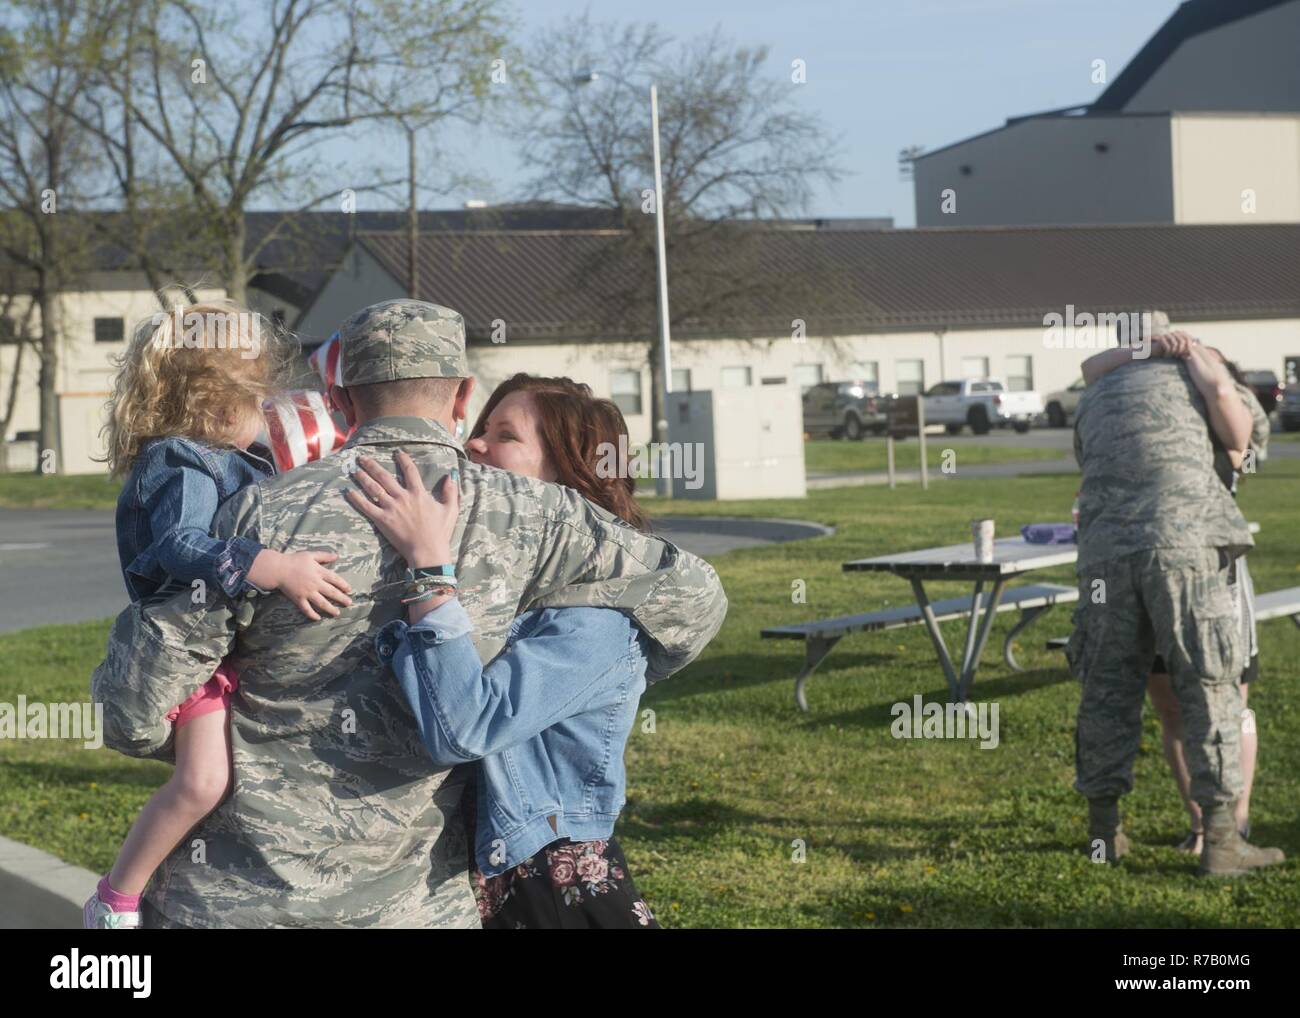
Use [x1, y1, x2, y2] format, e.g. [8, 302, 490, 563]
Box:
[355, 222, 1300, 340]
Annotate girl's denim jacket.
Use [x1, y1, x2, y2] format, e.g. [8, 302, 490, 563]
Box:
[114, 436, 273, 603]
[375, 601, 649, 876]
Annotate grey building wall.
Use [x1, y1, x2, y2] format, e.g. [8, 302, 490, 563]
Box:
[293, 245, 405, 347]
[1124, 2, 1300, 114]
[913, 115, 1175, 227]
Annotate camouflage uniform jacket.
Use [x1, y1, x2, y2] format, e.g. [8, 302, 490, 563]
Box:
[1073, 359, 1254, 572]
[91, 416, 728, 928]
[1212, 381, 1270, 494]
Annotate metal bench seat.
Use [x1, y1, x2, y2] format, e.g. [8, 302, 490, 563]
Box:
[762, 583, 1079, 710]
[1046, 585, 1300, 654]
[1254, 586, 1300, 625]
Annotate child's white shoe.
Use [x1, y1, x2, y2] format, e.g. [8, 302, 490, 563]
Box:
[83, 891, 141, 929]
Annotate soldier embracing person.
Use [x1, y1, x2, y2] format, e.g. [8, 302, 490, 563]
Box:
[89, 298, 728, 928]
[1069, 313, 1284, 877]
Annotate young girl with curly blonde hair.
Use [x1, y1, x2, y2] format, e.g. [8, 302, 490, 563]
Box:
[84, 301, 353, 928]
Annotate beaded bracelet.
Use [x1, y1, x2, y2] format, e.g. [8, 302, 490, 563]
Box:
[400, 565, 458, 605]
[401, 581, 457, 605]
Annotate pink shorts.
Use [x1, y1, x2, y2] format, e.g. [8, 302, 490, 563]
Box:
[165, 661, 238, 729]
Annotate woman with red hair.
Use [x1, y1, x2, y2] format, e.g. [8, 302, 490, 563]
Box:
[353, 374, 672, 929]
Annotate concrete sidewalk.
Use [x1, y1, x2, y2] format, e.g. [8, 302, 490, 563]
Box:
[806, 456, 1079, 490]
[0, 834, 96, 929]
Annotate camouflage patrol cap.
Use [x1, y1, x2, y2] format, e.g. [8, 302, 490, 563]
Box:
[337, 299, 469, 386]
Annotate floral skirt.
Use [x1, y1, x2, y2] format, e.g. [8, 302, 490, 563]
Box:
[472, 837, 659, 929]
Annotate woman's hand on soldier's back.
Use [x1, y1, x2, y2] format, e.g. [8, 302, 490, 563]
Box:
[346, 449, 459, 567]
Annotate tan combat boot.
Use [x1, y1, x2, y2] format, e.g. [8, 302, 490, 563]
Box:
[1086, 798, 1130, 864]
[1198, 802, 1285, 877]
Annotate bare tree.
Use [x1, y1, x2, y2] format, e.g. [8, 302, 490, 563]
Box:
[78, 1, 206, 304]
[0, 267, 38, 472]
[93, 0, 517, 302]
[0, 0, 104, 471]
[346, 1, 521, 297]
[516, 16, 844, 432]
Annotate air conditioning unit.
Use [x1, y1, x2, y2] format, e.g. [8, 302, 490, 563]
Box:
[665, 385, 806, 500]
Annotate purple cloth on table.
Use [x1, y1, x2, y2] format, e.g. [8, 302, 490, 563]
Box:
[1021, 523, 1077, 545]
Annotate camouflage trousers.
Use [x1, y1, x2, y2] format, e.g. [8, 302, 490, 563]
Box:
[141, 896, 188, 929]
[1068, 547, 1244, 807]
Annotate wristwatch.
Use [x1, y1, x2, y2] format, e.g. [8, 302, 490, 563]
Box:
[405, 564, 456, 582]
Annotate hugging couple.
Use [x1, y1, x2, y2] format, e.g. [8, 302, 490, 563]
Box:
[87, 297, 728, 929]
[1071, 319, 1282, 875]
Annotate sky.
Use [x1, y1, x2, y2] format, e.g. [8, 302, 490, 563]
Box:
[337, 0, 1182, 227]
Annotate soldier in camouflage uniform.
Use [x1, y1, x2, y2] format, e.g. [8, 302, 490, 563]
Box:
[91, 298, 728, 927]
[1070, 339, 1284, 876]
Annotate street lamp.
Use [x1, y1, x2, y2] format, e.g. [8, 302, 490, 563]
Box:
[575, 70, 673, 498]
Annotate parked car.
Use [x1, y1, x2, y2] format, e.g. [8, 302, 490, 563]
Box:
[1044, 377, 1086, 428]
[1243, 370, 1282, 415]
[802, 380, 891, 440]
[1280, 383, 1300, 432]
[923, 379, 1043, 435]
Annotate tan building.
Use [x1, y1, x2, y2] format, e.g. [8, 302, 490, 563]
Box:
[1, 279, 226, 475]
[297, 224, 1300, 450]
[6, 216, 1299, 475]
[0, 207, 622, 474]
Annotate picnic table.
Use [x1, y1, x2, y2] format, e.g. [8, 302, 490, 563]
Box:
[762, 523, 1262, 711]
[842, 537, 1078, 703]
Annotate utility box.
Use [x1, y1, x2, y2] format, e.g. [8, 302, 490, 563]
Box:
[665, 386, 806, 500]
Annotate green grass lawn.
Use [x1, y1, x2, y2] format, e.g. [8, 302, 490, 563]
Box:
[0, 472, 122, 510]
[2, 462, 1298, 926]
[802, 437, 1063, 474]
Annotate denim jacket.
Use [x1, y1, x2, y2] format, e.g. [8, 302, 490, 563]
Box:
[115, 436, 273, 603]
[376, 601, 648, 876]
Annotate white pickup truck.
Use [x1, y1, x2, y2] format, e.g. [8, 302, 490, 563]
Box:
[922, 379, 1043, 435]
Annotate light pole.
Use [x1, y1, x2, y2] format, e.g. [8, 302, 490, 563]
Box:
[576, 71, 673, 498]
[405, 121, 418, 298]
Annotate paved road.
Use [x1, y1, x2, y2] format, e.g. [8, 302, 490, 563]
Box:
[920, 429, 1075, 451]
[807, 456, 1078, 490]
[805, 427, 1298, 489]
[858, 426, 1299, 456]
[0, 510, 122, 634]
[0, 510, 830, 633]
[653, 515, 833, 557]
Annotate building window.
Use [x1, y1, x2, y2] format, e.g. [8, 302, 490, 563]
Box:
[721, 366, 752, 389]
[761, 376, 787, 385]
[960, 356, 989, 380]
[610, 369, 642, 415]
[671, 368, 692, 393]
[1006, 355, 1033, 392]
[853, 361, 879, 384]
[895, 360, 925, 396]
[94, 317, 125, 343]
[793, 363, 824, 392]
